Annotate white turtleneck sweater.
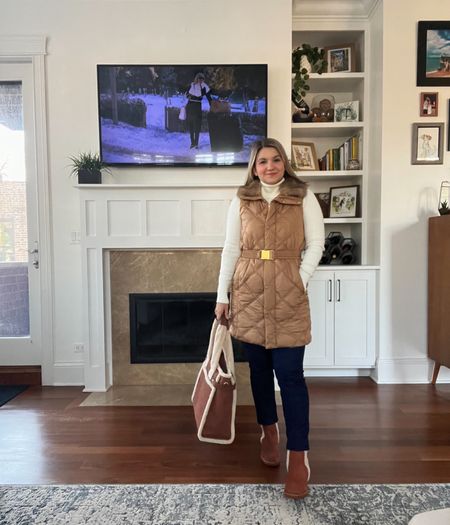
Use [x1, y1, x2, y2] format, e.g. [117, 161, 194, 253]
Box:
[216, 178, 325, 304]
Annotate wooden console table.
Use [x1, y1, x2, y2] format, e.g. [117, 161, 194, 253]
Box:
[428, 215, 450, 383]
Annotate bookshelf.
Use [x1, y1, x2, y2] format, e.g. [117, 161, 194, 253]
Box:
[292, 26, 369, 265]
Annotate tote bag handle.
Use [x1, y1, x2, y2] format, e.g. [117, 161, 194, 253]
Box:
[207, 319, 235, 382]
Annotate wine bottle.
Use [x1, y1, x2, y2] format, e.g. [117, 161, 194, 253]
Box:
[341, 251, 355, 265]
[329, 245, 342, 262]
[341, 238, 356, 252]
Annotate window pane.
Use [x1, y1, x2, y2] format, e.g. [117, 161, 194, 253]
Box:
[0, 81, 30, 337]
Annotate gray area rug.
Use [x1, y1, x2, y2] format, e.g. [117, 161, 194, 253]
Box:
[0, 483, 449, 525]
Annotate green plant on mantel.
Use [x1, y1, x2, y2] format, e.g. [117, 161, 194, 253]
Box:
[292, 44, 327, 98]
[68, 152, 111, 184]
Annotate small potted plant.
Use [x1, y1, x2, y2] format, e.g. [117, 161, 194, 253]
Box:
[438, 200, 449, 216]
[69, 152, 110, 184]
[438, 181, 450, 215]
[292, 43, 328, 99]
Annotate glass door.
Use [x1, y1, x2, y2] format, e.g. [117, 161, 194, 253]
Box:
[0, 63, 41, 364]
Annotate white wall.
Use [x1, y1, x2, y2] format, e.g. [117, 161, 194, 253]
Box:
[0, 0, 292, 384]
[2, 0, 450, 384]
[377, 0, 450, 382]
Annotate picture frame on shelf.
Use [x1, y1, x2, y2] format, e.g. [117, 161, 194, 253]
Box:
[420, 92, 438, 116]
[411, 122, 444, 164]
[417, 21, 450, 87]
[291, 141, 319, 171]
[329, 185, 359, 218]
[324, 43, 355, 73]
[334, 101, 359, 122]
[314, 192, 330, 218]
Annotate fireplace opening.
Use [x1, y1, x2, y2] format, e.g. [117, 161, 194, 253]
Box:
[129, 292, 246, 363]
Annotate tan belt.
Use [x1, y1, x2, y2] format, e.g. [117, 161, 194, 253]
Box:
[241, 249, 300, 261]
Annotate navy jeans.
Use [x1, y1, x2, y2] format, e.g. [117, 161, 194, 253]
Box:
[242, 342, 309, 451]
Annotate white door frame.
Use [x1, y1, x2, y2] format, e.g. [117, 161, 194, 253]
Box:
[0, 36, 54, 384]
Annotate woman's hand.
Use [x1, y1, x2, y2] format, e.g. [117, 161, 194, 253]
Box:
[215, 302, 229, 321]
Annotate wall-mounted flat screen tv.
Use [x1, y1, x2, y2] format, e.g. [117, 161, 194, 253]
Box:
[97, 64, 268, 167]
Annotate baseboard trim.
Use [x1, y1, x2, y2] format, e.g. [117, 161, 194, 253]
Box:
[305, 368, 372, 377]
[0, 365, 42, 385]
[371, 357, 450, 384]
[51, 362, 84, 386]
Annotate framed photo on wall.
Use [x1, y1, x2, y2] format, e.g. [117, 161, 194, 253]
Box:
[291, 141, 319, 171]
[324, 43, 355, 73]
[419, 92, 438, 116]
[411, 122, 444, 164]
[448, 100, 450, 151]
[417, 21, 450, 86]
[329, 185, 359, 218]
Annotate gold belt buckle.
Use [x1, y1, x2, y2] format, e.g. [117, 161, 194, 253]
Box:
[260, 249, 274, 260]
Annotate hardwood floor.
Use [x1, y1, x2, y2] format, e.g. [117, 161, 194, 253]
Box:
[0, 379, 449, 485]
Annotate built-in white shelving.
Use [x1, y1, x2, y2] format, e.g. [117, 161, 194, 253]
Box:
[292, 12, 380, 372]
[292, 23, 369, 265]
[292, 122, 365, 138]
[295, 170, 363, 181]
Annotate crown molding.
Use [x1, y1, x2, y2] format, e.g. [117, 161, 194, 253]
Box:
[292, 0, 380, 20]
[0, 35, 47, 56]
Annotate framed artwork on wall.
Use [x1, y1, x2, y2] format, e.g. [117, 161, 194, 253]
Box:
[411, 122, 444, 164]
[329, 185, 359, 218]
[447, 99, 450, 152]
[417, 21, 450, 86]
[291, 141, 319, 171]
[324, 44, 355, 73]
[419, 92, 438, 116]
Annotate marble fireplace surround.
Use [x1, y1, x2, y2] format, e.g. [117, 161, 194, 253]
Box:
[110, 249, 249, 387]
[78, 183, 245, 392]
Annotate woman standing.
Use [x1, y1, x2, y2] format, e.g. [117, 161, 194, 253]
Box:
[186, 72, 212, 149]
[215, 138, 324, 499]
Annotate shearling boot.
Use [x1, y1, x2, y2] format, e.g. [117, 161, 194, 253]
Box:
[260, 423, 280, 467]
[284, 450, 310, 499]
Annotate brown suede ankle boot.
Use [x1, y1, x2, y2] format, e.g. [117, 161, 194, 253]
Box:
[260, 423, 280, 467]
[284, 450, 310, 499]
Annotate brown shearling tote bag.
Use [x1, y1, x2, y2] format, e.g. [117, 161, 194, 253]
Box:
[191, 319, 236, 444]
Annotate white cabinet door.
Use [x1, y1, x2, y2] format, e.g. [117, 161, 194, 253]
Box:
[304, 271, 334, 366]
[334, 270, 376, 366]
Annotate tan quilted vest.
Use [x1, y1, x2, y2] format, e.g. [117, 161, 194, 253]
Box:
[230, 177, 311, 349]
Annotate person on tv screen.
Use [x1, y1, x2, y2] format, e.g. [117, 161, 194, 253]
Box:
[214, 138, 324, 500]
[186, 72, 212, 149]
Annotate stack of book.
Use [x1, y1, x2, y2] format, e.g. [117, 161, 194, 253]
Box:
[318, 134, 361, 171]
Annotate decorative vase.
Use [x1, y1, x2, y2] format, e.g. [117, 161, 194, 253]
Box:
[311, 94, 335, 122]
[347, 159, 360, 171]
[300, 55, 312, 73]
[78, 169, 102, 184]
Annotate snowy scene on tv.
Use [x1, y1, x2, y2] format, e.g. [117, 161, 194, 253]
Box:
[97, 65, 267, 166]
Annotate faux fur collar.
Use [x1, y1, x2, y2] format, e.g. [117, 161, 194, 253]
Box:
[237, 176, 307, 202]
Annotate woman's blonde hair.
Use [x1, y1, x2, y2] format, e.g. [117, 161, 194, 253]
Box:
[244, 138, 300, 185]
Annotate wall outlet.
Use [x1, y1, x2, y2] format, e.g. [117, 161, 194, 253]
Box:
[70, 231, 81, 244]
[73, 343, 84, 353]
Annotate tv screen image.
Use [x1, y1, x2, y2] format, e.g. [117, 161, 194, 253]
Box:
[97, 64, 268, 167]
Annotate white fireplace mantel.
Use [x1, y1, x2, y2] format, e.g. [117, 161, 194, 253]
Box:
[77, 184, 237, 391]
